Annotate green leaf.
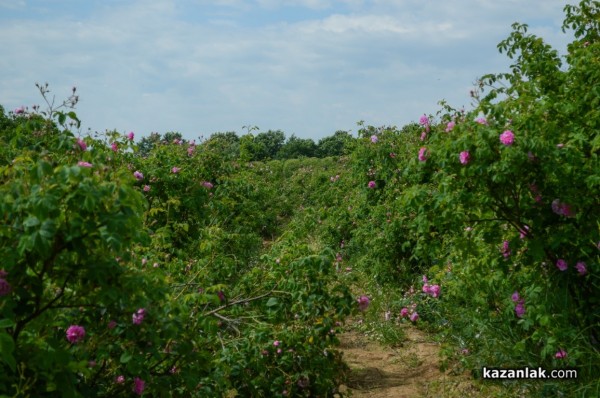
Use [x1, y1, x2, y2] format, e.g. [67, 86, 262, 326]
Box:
[23, 216, 40, 228]
[120, 352, 132, 363]
[58, 112, 66, 125]
[0, 332, 16, 371]
[0, 319, 15, 329]
[266, 297, 279, 307]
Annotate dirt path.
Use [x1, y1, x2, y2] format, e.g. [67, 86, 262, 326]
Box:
[338, 324, 480, 398]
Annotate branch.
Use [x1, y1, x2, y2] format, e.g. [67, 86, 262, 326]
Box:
[203, 286, 278, 317]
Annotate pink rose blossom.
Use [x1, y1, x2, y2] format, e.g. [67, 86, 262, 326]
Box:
[127, 132, 134, 141]
[445, 121, 455, 132]
[133, 171, 144, 180]
[556, 259, 568, 271]
[429, 284, 441, 298]
[459, 151, 470, 165]
[475, 117, 488, 125]
[555, 349, 567, 359]
[501, 240, 511, 258]
[370, 135, 378, 143]
[143, 185, 150, 192]
[419, 114, 429, 126]
[14, 106, 25, 114]
[575, 261, 587, 275]
[511, 291, 520, 303]
[357, 295, 370, 311]
[132, 308, 146, 325]
[519, 225, 530, 239]
[0, 278, 12, 296]
[202, 181, 213, 189]
[171, 167, 181, 174]
[422, 283, 430, 294]
[187, 146, 195, 156]
[515, 301, 526, 318]
[133, 377, 145, 395]
[76, 138, 87, 151]
[551, 199, 575, 217]
[77, 161, 92, 168]
[111, 142, 118, 152]
[410, 312, 419, 322]
[116, 375, 125, 384]
[273, 340, 280, 347]
[418, 147, 428, 162]
[66, 325, 86, 344]
[400, 307, 409, 317]
[500, 130, 515, 146]
[367, 181, 376, 189]
[420, 132, 427, 141]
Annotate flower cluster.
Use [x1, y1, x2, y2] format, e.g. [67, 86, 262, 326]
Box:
[512, 291, 526, 318]
[551, 199, 575, 217]
[399, 305, 419, 322]
[422, 276, 440, 298]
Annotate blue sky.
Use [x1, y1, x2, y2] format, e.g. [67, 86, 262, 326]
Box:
[0, 0, 573, 141]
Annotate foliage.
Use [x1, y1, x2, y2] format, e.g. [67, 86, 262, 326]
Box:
[0, 93, 358, 397]
[1, 2, 599, 397]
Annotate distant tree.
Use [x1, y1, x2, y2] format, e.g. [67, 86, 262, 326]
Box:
[317, 130, 354, 157]
[162, 131, 184, 144]
[204, 131, 241, 160]
[137, 131, 185, 157]
[138, 132, 162, 157]
[239, 134, 260, 162]
[278, 134, 318, 159]
[254, 130, 286, 160]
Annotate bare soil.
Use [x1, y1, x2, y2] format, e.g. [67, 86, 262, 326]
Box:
[338, 324, 484, 398]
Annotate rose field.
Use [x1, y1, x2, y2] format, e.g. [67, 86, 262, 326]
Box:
[0, 1, 599, 397]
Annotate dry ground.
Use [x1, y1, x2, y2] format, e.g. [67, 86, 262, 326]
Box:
[338, 324, 489, 398]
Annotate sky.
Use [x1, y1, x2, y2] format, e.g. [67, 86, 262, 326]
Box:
[0, 0, 574, 141]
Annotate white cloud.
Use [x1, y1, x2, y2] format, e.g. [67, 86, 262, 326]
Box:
[0, 0, 574, 140]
